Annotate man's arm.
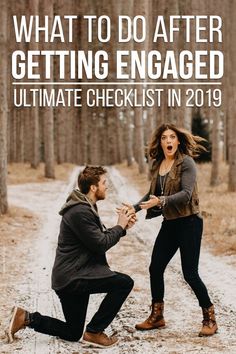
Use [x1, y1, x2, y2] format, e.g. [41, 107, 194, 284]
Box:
[64, 205, 126, 255]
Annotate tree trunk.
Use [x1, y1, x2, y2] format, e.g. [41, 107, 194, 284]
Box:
[40, 0, 55, 178]
[133, 0, 150, 173]
[0, 0, 8, 214]
[31, 109, 40, 168]
[228, 104, 236, 191]
[227, 1, 236, 191]
[134, 91, 146, 173]
[210, 109, 221, 186]
[29, 0, 40, 169]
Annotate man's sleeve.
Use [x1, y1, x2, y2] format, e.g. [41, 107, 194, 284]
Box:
[64, 206, 124, 254]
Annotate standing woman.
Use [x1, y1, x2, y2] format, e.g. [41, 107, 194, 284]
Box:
[126, 123, 218, 336]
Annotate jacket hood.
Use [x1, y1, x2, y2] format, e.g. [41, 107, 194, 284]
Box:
[59, 189, 92, 216]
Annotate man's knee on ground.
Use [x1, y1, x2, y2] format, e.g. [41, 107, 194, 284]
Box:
[126, 275, 134, 291]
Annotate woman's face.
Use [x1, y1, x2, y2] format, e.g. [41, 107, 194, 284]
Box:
[160, 129, 180, 158]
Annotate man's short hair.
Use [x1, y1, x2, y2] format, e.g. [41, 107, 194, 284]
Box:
[78, 166, 107, 194]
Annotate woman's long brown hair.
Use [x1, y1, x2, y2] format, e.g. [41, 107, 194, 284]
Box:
[148, 123, 207, 161]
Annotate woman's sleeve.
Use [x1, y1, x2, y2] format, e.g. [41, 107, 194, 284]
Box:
[165, 156, 197, 207]
[133, 192, 150, 212]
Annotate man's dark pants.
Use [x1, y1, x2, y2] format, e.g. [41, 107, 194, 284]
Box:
[28, 272, 134, 341]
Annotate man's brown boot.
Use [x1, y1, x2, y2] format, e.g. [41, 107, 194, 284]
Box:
[135, 302, 165, 331]
[82, 331, 119, 348]
[199, 305, 218, 337]
[5, 306, 30, 343]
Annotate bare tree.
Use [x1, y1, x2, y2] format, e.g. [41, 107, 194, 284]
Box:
[133, 0, 150, 173]
[210, 109, 221, 186]
[227, 1, 236, 191]
[40, 0, 55, 178]
[0, 0, 8, 214]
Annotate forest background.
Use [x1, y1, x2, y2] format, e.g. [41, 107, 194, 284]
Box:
[0, 2, 236, 353]
[0, 1, 236, 251]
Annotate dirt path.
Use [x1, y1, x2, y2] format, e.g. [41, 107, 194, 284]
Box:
[1, 167, 236, 354]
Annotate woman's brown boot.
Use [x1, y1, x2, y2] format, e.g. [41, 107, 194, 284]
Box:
[199, 305, 218, 336]
[135, 302, 165, 331]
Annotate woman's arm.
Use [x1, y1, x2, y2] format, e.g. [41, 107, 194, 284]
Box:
[119, 192, 150, 213]
[133, 192, 150, 212]
[165, 156, 197, 207]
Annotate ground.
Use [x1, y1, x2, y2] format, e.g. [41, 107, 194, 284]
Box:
[0, 163, 236, 354]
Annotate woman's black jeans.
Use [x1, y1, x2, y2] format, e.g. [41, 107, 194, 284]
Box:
[149, 214, 212, 308]
[28, 272, 134, 341]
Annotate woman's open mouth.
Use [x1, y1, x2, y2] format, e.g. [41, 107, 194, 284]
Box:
[167, 145, 173, 151]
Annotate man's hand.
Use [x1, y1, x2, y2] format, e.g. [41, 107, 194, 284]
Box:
[126, 214, 137, 229]
[117, 206, 136, 229]
[140, 195, 161, 210]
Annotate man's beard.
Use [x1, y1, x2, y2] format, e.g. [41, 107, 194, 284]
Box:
[95, 189, 105, 201]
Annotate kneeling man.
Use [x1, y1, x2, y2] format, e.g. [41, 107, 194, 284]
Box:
[6, 166, 135, 348]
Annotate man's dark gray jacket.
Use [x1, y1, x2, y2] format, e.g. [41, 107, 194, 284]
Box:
[51, 189, 125, 291]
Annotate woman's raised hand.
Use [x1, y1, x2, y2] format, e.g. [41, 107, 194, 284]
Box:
[140, 195, 161, 210]
[116, 203, 135, 215]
